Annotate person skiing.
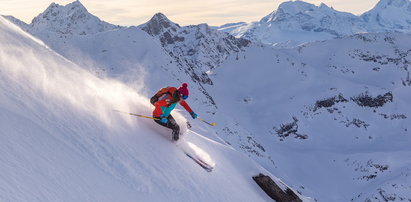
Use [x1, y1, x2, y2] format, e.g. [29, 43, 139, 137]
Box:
[150, 83, 197, 141]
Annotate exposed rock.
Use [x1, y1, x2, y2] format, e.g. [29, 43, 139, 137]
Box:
[273, 117, 308, 140]
[351, 92, 393, 108]
[253, 174, 302, 202]
[314, 93, 348, 112]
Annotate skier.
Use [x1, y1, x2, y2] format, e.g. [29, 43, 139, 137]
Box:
[150, 83, 197, 141]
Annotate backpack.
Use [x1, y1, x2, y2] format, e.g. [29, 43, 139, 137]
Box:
[150, 87, 179, 105]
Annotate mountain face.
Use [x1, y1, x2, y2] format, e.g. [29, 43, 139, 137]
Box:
[140, 13, 250, 84]
[139, 13, 250, 111]
[362, 0, 411, 32]
[29, 0, 120, 36]
[218, 0, 411, 46]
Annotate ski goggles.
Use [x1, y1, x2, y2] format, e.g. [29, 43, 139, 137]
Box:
[182, 95, 188, 100]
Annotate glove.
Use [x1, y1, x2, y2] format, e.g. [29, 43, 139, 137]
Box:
[190, 111, 197, 119]
[159, 114, 168, 124]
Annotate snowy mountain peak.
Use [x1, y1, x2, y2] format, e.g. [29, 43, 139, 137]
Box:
[271, 1, 356, 22]
[270, 0, 337, 19]
[34, 0, 88, 23]
[141, 12, 180, 36]
[30, 0, 119, 35]
[276, 0, 318, 15]
[361, 0, 411, 32]
[61, 0, 86, 11]
[151, 12, 173, 24]
[233, 0, 363, 45]
[260, 1, 314, 23]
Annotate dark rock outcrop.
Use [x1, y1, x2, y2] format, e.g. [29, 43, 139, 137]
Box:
[253, 173, 302, 202]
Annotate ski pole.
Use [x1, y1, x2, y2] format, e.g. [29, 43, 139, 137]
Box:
[114, 110, 159, 120]
[197, 117, 216, 126]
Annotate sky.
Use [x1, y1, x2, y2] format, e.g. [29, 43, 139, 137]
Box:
[0, 0, 380, 26]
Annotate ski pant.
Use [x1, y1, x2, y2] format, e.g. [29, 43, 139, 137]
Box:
[154, 115, 180, 136]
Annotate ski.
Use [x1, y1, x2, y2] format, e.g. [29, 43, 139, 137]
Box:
[184, 152, 213, 172]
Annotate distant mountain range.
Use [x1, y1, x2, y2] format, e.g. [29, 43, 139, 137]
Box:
[216, 0, 411, 46]
[4, 0, 411, 46]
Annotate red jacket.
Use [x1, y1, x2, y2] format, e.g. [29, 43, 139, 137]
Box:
[151, 87, 193, 117]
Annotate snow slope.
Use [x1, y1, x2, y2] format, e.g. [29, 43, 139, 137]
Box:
[207, 32, 411, 201]
[0, 16, 307, 201]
